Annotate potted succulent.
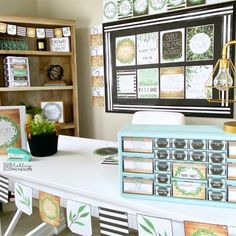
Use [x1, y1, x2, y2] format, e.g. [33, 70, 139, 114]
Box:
[26, 114, 59, 157]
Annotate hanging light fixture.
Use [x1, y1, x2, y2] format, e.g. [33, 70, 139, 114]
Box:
[205, 40, 236, 133]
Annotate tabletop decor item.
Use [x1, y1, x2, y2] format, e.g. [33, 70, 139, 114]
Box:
[94, 147, 118, 164]
[25, 114, 59, 157]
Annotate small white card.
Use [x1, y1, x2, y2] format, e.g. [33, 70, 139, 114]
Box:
[50, 37, 70, 52]
[66, 200, 92, 235]
[15, 182, 33, 215]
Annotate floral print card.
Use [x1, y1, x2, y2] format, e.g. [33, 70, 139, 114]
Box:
[39, 191, 60, 227]
[67, 200, 92, 236]
[186, 24, 214, 61]
[184, 221, 228, 236]
[137, 214, 173, 236]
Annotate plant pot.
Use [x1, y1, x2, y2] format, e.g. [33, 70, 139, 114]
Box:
[28, 133, 58, 157]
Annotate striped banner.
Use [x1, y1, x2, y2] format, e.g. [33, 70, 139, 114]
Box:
[0, 175, 9, 204]
[98, 207, 129, 236]
[17, 26, 26, 36]
[45, 28, 54, 38]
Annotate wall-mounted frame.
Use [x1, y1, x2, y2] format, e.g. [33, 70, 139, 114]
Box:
[103, 2, 235, 117]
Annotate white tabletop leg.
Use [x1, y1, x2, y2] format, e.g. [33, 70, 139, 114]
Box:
[3, 209, 22, 236]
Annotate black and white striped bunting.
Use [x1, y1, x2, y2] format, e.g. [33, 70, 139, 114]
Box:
[98, 207, 129, 236]
[0, 175, 9, 204]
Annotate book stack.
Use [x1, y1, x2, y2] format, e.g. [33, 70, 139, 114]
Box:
[4, 56, 30, 87]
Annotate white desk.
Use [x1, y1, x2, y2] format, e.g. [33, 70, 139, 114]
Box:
[1, 135, 236, 235]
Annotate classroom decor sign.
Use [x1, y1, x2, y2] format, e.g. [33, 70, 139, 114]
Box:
[0, 106, 26, 155]
[103, 2, 234, 117]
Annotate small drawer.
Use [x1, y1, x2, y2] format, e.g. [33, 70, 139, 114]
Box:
[227, 163, 236, 180]
[189, 151, 207, 162]
[155, 173, 171, 184]
[173, 163, 206, 180]
[208, 177, 226, 189]
[208, 164, 226, 176]
[155, 185, 171, 197]
[123, 157, 153, 174]
[228, 186, 236, 202]
[190, 139, 207, 150]
[208, 190, 226, 202]
[155, 149, 170, 160]
[172, 180, 206, 200]
[172, 150, 188, 161]
[155, 138, 170, 148]
[155, 161, 171, 172]
[209, 140, 226, 151]
[208, 152, 226, 163]
[123, 177, 153, 195]
[173, 139, 188, 149]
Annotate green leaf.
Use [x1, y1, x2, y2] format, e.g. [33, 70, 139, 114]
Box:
[139, 223, 153, 235]
[75, 221, 85, 226]
[18, 185, 24, 195]
[19, 200, 28, 206]
[143, 217, 156, 233]
[164, 232, 168, 236]
[73, 213, 77, 220]
[16, 187, 22, 197]
[69, 211, 73, 222]
[80, 212, 89, 218]
[26, 197, 31, 207]
[77, 205, 86, 214]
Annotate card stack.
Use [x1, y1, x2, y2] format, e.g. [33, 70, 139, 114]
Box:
[4, 56, 30, 87]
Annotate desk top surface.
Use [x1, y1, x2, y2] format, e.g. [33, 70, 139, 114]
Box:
[0, 135, 236, 226]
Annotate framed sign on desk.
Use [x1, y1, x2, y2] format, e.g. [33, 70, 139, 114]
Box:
[103, 2, 235, 117]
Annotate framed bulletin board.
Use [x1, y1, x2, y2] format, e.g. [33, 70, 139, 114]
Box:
[103, 2, 235, 117]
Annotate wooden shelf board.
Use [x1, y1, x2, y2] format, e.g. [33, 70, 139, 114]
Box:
[60, 123, 75, 129]
[0, 50, 72, 57]
[0, 86, 73, 92]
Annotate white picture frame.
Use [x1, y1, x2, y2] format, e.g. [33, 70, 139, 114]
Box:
[0, 106, 27, 155]
[50, 37, 70, 52]
[41, 101, 64, 123]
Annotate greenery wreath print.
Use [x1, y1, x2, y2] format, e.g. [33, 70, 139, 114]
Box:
[116, 38, 135, 64]
[0, 116, 19, 148]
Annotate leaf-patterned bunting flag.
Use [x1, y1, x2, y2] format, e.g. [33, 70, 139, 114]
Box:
[0, 175, 9, 203]
[7, 24, 17, 35]
[98, 207, 129, 235]
[66, 200, 92, 235]
[137, 214, 173, 236]
[15, 182, 33, 215]
[39, 191, 60, 226]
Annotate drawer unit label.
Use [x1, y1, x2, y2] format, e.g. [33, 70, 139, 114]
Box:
[228, 141, 236, 159]
[172, 180, 206, 199]
[123, 137, 153, 153]
[228, 163, 236, 180]
[123, 177, 153, 195]
[123, 157, 153, 173]
[173, 163, 206, 180]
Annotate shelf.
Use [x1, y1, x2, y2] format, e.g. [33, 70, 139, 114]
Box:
[0, 50, 72, 57]
[0, 86, 73, 92]
[60, 122, 75, 130]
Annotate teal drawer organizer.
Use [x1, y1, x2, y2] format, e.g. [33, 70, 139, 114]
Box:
[118, 125, 236, 208]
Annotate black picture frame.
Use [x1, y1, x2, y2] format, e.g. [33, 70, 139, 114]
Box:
[103, 1, 236, 118]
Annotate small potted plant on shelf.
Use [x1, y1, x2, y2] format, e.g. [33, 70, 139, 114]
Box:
[26, 114, 59, 157]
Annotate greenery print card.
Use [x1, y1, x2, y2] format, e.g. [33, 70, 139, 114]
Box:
[0, 108, 23, 155]
[116, 36, 135, 66]
[39, 191, 60, 227]
[160, 28, 185, 63]
[15, 182, 32, 215]
[66, 200, 92, 235]
[137, 214, 173, 236]
[137, 68, 159, 98]
[184, 221, 228, 236]
[186, 24, 214, 61]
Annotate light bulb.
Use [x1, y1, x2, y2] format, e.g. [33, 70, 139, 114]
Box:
[213, 67, 233, 91]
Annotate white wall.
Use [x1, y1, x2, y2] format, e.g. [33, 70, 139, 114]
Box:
[0, 0, 37, 16]
[1, 0, 235, 141]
